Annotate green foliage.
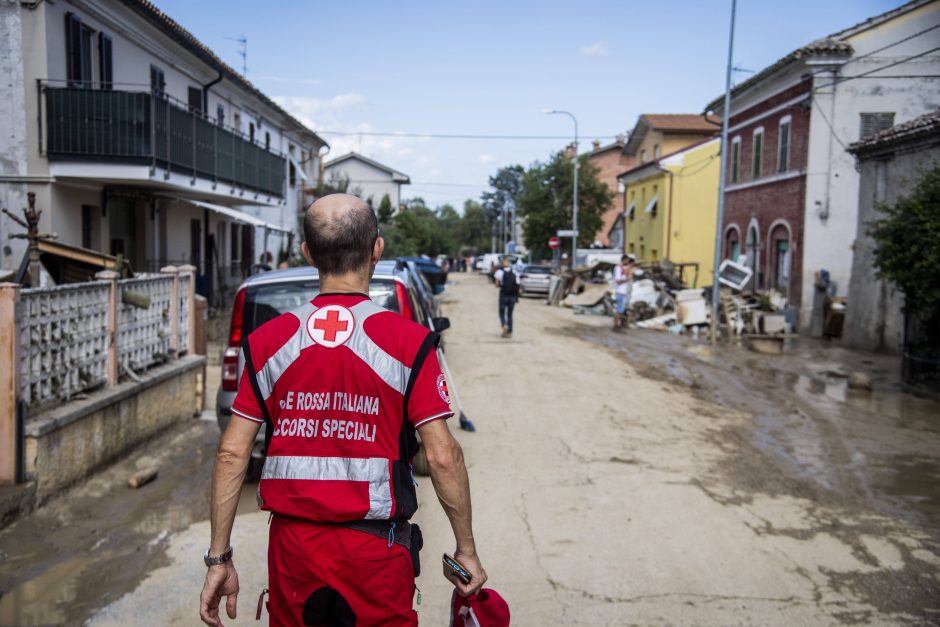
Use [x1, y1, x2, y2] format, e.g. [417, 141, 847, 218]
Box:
[869, 163, 940, 327]
[517, 151, 612, 259]
[377, 193, 395, 224]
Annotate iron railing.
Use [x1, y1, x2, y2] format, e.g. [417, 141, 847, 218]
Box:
[42, 82, 286, 198]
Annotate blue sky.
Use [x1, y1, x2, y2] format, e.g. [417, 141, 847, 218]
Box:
[154, 0, 899, 208]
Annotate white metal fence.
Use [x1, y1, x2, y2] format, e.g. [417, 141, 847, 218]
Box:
[11, 268, 196, 409]
[19, 282, 111, 406]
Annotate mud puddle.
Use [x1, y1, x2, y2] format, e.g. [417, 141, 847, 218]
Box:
[0, 420, 222, 625]
[569, 325, 940, 534]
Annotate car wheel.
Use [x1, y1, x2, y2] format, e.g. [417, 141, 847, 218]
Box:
[412, 443, 431, 476]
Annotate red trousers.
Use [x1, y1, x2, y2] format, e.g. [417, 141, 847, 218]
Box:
[267, 515, 418, 626]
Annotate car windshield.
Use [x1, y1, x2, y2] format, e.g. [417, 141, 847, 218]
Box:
[523, 266, 551, 274]
[243, 279, 399, 334]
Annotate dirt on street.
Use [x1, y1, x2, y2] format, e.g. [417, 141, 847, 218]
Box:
[2, 272, 938, 626]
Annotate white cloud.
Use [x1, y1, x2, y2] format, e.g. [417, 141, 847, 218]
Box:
[271, 94, 367, 129]
[477, 154, 496, 164]
[578, 41, 608, 57]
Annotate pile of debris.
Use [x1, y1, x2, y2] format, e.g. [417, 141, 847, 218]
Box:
[552, 258, 797, 345]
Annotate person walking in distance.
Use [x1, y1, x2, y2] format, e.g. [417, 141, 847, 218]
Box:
[199, 194, 487, 627]
[613, 254, 635, 332]
[494, 258, 519, 338]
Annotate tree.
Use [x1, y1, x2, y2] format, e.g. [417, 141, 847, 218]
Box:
[869, 164, 940, 337]
[517, 151, 612, 259]
[377, 193, 395, 224]
[314, 171, 363, 198]
[458, 200, 492, 255]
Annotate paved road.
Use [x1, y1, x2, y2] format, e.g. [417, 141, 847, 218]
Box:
[3, 272, 938, 625]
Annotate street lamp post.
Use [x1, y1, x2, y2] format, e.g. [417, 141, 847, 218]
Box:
[543, 109, 578, 268]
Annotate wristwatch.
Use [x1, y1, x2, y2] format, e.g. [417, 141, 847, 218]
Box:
[204, 545, 234, 567]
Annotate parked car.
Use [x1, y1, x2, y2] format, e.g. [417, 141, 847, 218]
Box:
[518, 264, 553, 296]
[400, 258, 442, 320]
[398, 255, 447, 289]
[216, 260, 450, 476]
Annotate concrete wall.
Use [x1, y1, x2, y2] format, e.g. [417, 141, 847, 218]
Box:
[843, 141, 940, 353]
[24, 355, 205, 501]
[0, 0, 30, 271]
[801, 1, 940, 325]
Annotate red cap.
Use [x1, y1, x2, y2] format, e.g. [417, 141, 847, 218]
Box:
[449, 588, 510, 627]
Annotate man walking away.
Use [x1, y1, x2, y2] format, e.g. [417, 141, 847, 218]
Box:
[494, 258, 519, 338]
[613, 254, 634, 332]
[200, 194, 487, 627]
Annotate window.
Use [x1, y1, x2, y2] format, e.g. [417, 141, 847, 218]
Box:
[249, 122, 255, 143]
[777, 118, 791, 173]
[629, 243, 635, 254]
[98, 33, 112, 90]
[859, 112, 895, 140]
[216, 104, 225, 127]
[289, 161, 296, 187]
[233, 112, 242, 134]
[752, 129, 764, 179]
[653, 144, 661, 159]
[650, 249, 658, 261]
[730, 137, 740, 183]
[640, 149, 647, 163]
[150, 65, 166, 97]
[65, 13, 94, 87]
[265, 132, 271, 150]
[730, 240, 740, 262]
[188, 87, 203, 115]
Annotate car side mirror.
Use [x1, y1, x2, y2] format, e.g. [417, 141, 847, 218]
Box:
[433, 284, 446, 295]
[432, 317, 451, 332]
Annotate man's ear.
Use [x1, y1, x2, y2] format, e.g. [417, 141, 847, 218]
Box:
[301, 241, 316, 267]
[372, 237, 385, 265]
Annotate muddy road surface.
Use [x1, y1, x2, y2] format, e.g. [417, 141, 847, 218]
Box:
[1, 273, 938, 626]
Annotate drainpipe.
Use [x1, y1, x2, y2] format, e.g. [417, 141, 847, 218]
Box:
[202, 71, 224, 115]
[664, 167, 675, 261]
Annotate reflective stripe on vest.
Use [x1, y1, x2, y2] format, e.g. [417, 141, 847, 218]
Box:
[262, 455, 393, 519]
[254, 300, 411, 401]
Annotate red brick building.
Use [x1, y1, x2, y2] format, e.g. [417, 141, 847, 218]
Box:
[583, 137, 631, 247]
[716, 79, 813, 307]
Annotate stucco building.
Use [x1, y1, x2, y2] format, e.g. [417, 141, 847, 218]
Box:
[322, 152, 411, 211]
[618, 139, 721, 287]
[0, 0, 326, 301]
[843, 109, 940, 353]
[706, 0, 940, 330]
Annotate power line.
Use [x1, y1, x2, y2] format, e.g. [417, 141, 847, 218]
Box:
[845, 23, 940, 65]
[837, 45, 940, 84]
[317, 130, 620, 141]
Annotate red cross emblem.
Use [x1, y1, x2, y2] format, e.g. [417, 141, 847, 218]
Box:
[436, 373, 451, 404]
[306, 305, 354, 347]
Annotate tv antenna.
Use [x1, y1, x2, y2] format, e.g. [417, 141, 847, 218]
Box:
[225, 36, 248, 76]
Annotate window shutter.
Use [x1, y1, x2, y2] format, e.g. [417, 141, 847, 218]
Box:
[98, 33, 113, 90]
[860, 113, 896, 139]
[65, 13, 83, 87]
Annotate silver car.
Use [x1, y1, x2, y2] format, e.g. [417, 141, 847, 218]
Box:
[518, 264, 553, 296]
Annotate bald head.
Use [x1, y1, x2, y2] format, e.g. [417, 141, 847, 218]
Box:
[303, 194, 379, 276]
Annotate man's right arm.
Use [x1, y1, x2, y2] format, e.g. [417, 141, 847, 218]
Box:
[418, 419, 487, 596]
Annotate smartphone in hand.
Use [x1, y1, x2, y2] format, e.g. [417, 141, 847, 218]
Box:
[442, 553, 472, 584]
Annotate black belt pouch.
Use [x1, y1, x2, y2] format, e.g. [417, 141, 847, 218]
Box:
[410, 523, 423, 577]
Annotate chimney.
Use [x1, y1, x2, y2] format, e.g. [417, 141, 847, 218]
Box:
[564, 143, 577, 159]
[592, 140, 601, 151]
[616, 133, 626, 145]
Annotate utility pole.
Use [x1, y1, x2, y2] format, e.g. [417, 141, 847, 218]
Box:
[543, 109, 579, 268]
[709, 0, 737, 344]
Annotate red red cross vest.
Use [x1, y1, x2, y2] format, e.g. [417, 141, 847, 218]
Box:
[234, 294, 447, 523]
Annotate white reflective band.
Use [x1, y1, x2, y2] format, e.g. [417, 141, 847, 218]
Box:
[347, 300, 411, 395]
[261, 455, 393, 519]
[255, 302, 318, 400]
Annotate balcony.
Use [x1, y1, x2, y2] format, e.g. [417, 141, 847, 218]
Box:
[41, 82, 286, 198]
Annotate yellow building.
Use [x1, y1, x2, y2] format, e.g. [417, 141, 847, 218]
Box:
[617, 138, 720, 287]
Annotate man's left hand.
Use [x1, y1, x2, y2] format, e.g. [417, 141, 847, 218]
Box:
[200, 561, 239, 626]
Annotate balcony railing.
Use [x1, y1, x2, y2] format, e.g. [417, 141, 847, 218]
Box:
[41, 82, 286, 198]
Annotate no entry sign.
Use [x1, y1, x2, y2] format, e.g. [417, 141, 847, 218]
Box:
[548, 236, 560, 249]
